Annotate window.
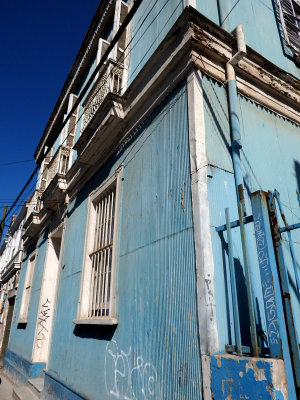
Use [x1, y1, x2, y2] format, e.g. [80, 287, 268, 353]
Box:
[74, 166, 123, 325]
[276, 0, 300, 54]
[18, 251, 36, 323]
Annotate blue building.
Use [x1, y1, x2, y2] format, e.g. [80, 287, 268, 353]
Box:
[4, 1, 300, 399]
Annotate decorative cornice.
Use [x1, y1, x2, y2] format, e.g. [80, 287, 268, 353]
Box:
[48, 7, 300, 203]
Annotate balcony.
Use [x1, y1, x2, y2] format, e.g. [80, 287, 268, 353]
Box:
[81, 59, 124, 134]
[26, 190, 42, 217]
[0, 249, 23, 284]
[45, 146, 70, 186]
[22, 190, 42, 245]
[73, 60, 124, 168]
[41, 146, 70, 209]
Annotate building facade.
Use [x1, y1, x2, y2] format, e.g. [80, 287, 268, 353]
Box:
[0, 207, 25, 367]
[3, 0, 300, 399]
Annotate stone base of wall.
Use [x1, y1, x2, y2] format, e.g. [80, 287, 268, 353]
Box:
[210, 353, 288, 400]
[4, 348, 45, 386]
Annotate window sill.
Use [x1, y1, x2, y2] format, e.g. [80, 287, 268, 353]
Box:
[73, 317, 118, 326]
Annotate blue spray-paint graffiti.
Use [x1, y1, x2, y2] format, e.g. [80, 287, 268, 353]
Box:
[253, 207, 281, 357]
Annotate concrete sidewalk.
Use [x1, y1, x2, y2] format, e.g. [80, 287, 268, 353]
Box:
[0, 373, 13, 400]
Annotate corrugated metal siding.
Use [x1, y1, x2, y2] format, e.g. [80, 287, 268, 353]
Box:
[195, 0, 300, 79]
[128, 0, 184, 84]
[203, 72, 300, 354]
[196, 0, 219, 25]
[72, 53, 97, 164]
[48, 82, 202, 399]
[239, 96, 300, 341]
[202, 75, 267, 352]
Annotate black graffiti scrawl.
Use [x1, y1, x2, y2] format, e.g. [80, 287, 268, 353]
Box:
[36, 298, 51, 349]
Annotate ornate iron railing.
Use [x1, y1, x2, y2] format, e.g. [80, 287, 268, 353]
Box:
[46, 146, 70, 187]
[81, 60, 123, 133]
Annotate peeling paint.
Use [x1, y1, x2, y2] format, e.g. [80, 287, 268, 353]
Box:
[271, 360, 288, 400]
[245, 360, 266, 382]
[211, 354, 287, 399]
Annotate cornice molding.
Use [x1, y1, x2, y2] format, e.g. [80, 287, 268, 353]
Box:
[57, 7, 300, 201]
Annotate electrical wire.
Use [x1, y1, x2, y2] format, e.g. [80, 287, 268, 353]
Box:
[1, 0, 145, 227]
[0, 159, 34, 167]
[2, 0, 179, 231]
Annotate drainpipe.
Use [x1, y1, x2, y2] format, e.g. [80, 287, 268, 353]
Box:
[226, 25, 259, 357]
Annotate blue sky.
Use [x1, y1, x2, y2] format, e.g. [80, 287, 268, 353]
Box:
[0, 1, 100, 233]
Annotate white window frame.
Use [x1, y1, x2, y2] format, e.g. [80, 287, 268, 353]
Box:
[276, 0, 300, 54]
[74, 165, 123, 325]
[18, 251, 37, 323]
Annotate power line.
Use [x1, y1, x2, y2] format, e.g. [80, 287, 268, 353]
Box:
[2, 0, 144, 227]
[4, 0, 177, 227]
[0, 159, 34, 167]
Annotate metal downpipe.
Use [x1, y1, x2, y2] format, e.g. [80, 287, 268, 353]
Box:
[226, 29, 259, 357]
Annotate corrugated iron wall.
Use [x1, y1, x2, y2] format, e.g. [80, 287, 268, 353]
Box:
[48, 81, 202, 399]
[202, 72, 300, 355]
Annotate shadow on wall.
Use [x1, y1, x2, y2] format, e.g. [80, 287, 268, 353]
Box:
[218, 232, 251, 347]
[234, 257, 251, 347]
[73, 324, 116, 341]
[295, 161, 300, 195]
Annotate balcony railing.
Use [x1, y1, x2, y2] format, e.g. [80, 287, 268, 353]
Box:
[81, 60, 124, 133]
[26, 190, 42, 218]
[45, 146, 70, 189]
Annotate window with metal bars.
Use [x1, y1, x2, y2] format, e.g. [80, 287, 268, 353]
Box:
[74, 166, 123, 325]
[276, 0, 300, 54]
[89, 187, 115, 318]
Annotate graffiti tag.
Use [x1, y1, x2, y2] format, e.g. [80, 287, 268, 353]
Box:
[254, 213, 280, 347]
[105, 340, 161, 400]
[36, 298, 51, 349]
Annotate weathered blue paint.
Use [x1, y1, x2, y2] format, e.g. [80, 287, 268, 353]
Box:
[46, 83, 202, 400]
[251, 192, 282, 357]
[274, 191, 300, 295]
[202, 75, 267, 353]
[211, 354, 284, 399]
[267, 192, 300, 394]
[203, 70, 300, 362]
[128, 0, 183, 83]
[4, 349, 45, 384]
[239, 96, 300, 342]
[225, 208, 242, 355]
[214, 0, 300, 79]
[275, 390, 285, 400]
[43, 371, 89, 400]
[196, 0, 219, 25]
[251, 191, 296, 398]
[227, 78, 243, 200]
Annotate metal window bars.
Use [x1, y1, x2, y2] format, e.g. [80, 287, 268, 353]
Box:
[88, 187, 116, 318]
